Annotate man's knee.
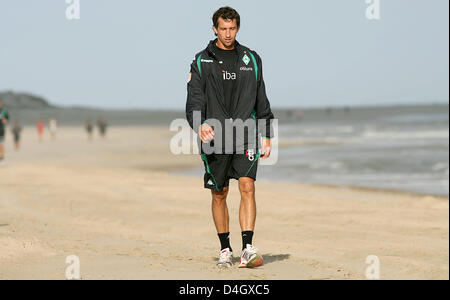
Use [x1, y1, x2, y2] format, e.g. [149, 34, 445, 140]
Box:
[212, 186, 229, 202]
[238, 178, 255, 195]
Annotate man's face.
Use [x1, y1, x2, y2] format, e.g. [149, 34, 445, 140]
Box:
[213, 17, 239, 49]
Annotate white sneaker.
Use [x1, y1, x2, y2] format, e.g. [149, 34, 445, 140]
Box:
[239, 244, 264, 268]
[216, 248, 233, 268]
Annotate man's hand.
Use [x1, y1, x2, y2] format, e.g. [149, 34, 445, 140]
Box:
[198, 123, 215, 143]
[1, 119, 7, 125]
[260, 138, 271, 159]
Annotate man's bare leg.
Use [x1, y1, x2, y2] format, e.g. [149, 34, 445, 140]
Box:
[211, 186, 230, 233]
[212, 186, 234, 267]
[0, 144, 4, 159]
[238, 177, 256, 231]
[237, 177, 262, 267]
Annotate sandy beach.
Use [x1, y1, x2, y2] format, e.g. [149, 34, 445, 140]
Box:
[0, 126, 448, 280]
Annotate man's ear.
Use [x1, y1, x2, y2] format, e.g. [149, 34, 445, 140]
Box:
[212, 25, 218, 36]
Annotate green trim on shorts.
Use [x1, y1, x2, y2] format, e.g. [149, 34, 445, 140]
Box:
[201, 153, 220, 191]
[244, 151, 260, 178]
[244, 109, 260, 177]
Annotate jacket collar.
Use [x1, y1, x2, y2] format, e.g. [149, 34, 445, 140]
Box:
[206, 38, 243, 58]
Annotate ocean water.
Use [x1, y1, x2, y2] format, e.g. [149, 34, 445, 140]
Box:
[10, 103, 448, 196]
[178, 104, 449, 197]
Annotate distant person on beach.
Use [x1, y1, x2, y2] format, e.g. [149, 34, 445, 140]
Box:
[0, 100, 10, 161]
[11, 121, 22, 150]
[186, 7, 274, 269]
[36, 120, 44, 142]
[85, 120, 94, 141]
[48, 118, 58, 140]
[295, 110, 303, 122]
[97, 117, 108, 138]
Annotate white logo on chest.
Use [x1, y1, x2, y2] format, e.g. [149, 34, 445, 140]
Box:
[222, 70, 236, 80]
[242, 54, 250, 65]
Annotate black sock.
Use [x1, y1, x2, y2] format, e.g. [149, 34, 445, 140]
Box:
[242, 231, 254, 250]
[218, 232, 232, 252]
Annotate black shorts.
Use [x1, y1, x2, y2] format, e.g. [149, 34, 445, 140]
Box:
[201, 149, 260, 192]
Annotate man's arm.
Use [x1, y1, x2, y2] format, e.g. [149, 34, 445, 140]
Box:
[186, 55, 207, 135]
[186, 55, 215, 143]
[253, 52, 274, 139]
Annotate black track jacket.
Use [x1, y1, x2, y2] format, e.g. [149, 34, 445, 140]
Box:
[186, 39, 275, 154]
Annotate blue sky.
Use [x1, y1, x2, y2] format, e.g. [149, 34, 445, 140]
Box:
[0, 0, 448, 109]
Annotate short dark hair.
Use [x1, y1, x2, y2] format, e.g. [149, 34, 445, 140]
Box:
[212, 6, 240, 28]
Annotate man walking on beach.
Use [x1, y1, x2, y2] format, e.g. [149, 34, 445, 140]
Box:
[12, 121, 22, 150]
[186, 7, 275, 268]
[0, 100, 10, 161]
